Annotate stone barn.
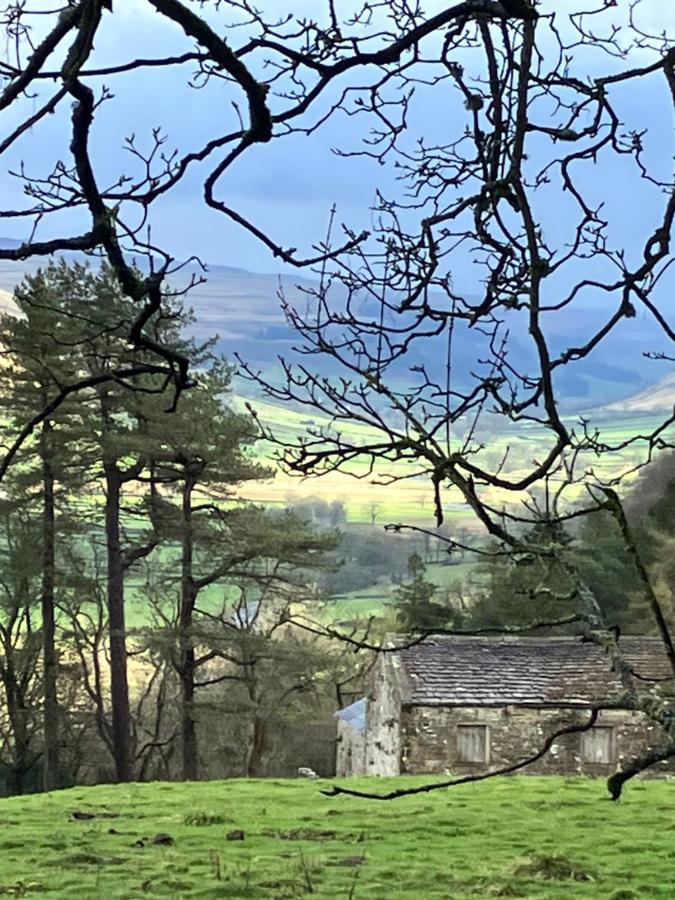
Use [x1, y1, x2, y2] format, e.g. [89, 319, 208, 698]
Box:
[334, 698, 367, 777]
[335, 636, 673, 778]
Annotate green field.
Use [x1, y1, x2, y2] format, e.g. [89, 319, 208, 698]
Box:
[0, 776, 672, 898]
[121, 535, 477, 631]
[327, 561, 476, 623]
[238, 396, 671, 527]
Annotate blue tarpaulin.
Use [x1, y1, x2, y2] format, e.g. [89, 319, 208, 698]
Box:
[334, 697, 367, 733]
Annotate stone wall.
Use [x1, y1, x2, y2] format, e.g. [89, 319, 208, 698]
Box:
[400, 705, 675, 777]
[365, 653, 405, 775]
[336, 718, 366, 777]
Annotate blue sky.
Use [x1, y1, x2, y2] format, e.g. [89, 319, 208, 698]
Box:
[1, 0, 673, 288]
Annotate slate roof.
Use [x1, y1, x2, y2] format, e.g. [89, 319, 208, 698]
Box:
[396, 636, 671, 708]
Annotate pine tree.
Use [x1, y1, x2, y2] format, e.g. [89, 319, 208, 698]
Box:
[0, 497, 43, 794]
[572, 510, 645, 631]
[1, 260, 196, 783]
[147, 361, 336, 779]
[465, 522, 577, 631]
[0, 265, 89, 790]
[146, 362, 264, 779]
[0, 258, 337, 785]
[392, 553, 455, 633]
[54, 262, 199, 782]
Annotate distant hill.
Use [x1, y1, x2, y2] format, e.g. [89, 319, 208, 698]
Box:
[604, 371, 675, 413]
[0, 288, 15, 316]
[0, 241, 671, 411]
[0, 248, 308, 366]
[0, 240, 671, 523]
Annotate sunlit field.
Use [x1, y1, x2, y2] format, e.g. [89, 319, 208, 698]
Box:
[241, 397, 667, 526]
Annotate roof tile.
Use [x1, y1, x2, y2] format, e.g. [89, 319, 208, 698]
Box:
[396, 636, 670, 707]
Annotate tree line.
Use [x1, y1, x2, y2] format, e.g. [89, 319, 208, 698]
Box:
[0, 261, 359, 796]
[393, 465, 675, 637]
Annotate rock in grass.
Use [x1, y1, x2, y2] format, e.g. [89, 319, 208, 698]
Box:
[277, 828, 337, 841]
[226, 829, 246, 841]
[183, 812, 231, 827]
[134, 833, 175, 848]
[151, 833, 174, 846]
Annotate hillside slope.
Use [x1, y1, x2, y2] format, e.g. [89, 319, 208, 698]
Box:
[0, 776, 671, 898]
[605, 370, 675, 413]
[0, 245, 669, 409]
[0, 244, 671, 523]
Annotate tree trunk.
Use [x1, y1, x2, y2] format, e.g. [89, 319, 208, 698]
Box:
[244, 659, 266, 778]
[179, 475, 198, 781]
[105, 463, 132, 782]
[138, 661, 169, 783]
[247, 717, 266, 778]
[40, 421, 60, 792]
[2, 667, 32, 795]
[180, 653, 197, 781]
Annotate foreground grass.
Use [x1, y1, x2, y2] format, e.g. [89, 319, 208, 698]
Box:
[0, 776, 672, 898]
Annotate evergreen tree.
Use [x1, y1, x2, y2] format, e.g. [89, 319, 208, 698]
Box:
[0, 266, 89, 790]
[147, 363, 336, 779]
[466, 523, 577, 631]
[0, 259, 342, 786]
[392, 553, 456, 633]
[572, 510, 645, 631]
[1, 260, 195, 783]
[57, 262, 200, 782]
[0, 498, 43, 794]
[462, 514, 645, 633]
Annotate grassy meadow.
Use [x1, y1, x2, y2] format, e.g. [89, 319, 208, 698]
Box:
[0, 776, 671, 898]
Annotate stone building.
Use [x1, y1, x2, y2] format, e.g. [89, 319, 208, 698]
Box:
[334, 697, 367, 777]
[335, 636, 673, 778]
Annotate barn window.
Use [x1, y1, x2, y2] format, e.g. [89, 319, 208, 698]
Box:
[456, 725, 489, 763]
[581, 726, 613, 764]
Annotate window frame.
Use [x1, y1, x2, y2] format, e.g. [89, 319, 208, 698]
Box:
[580, 725, 615, 765]
[456, 723, 490, 764]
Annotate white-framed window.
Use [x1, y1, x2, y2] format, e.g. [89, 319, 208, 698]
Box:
[456, 724, 489, 763]
[581, 726, 614, 764]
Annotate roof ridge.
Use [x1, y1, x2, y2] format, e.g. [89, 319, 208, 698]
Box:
[386, 633, 662, 644]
